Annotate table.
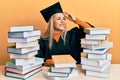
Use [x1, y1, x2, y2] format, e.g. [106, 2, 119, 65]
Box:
[0, 64, 120, 80]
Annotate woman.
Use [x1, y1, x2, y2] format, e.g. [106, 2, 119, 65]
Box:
[36, 2, 94, 66]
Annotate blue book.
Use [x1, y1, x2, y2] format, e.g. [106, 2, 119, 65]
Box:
[83, 48, 109, 54]
[50, 64, 73, 74]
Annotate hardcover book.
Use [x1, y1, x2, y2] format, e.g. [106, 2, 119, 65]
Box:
[5, 68, 42, 79]
[10, 51, 38, 59]
[7, 46, 39, 54]
[82, 61, 110, 72]
[8, 30, 41, 38]
[81, 42, 113, 50]
[8, 36, 40, 42]
[6, 57, 44, 70]
[10, 25, 34, 32]
[81, 54, 112, 67]
[84, 28, 110, 35]
[85, 34, 107, 40]
[5, 64, 42, 75]
[50, 64, 73, 74]
[16, 41, 39, 48]
[86, 66, 110, 78]
[83, 48, 109, 54]
[52, 55, 76, 68]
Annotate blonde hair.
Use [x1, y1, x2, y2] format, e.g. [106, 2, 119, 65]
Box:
[41, 14, 67, 49]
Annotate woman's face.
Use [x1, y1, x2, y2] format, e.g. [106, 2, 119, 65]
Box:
[53, 13, 66, 32]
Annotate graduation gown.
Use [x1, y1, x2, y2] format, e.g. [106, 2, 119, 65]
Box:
[36, 26, 86, 64]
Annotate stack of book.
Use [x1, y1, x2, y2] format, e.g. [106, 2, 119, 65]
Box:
[81, 28, 113, 78]
[5, 25, 44, 79]
[46, 55, 78, 80]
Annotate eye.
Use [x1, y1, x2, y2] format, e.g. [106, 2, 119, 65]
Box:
[57, 17, 61, 20]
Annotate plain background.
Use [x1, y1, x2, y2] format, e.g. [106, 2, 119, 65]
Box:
[0, 0, 120, 65]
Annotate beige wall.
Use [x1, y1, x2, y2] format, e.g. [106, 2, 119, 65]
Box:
[0, 0, 120, 65]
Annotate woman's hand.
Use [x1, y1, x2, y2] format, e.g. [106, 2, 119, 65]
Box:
[64, 12, 76, 22]
[64, 12, 92, 28]
[44, 59, 53, 66]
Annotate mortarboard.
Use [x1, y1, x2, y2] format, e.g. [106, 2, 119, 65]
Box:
[40, 2, 63, 23]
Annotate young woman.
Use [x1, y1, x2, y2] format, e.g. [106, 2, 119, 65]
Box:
[36, 2, 94, 66]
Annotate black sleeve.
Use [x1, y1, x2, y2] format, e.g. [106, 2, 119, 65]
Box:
[35, 39, 46, 58]
[85, 22, 95, 28]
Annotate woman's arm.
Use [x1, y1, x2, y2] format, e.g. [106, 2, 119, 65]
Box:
[64, 12, 93, 28]
[74, 18, 92, 28]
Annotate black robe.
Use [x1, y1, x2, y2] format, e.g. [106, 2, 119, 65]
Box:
[36, 26, 86, 64]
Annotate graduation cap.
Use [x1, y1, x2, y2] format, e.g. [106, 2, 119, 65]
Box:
[40, 2, 63, 22]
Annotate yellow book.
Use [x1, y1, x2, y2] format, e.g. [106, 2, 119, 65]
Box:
[52, 55, 76, 68]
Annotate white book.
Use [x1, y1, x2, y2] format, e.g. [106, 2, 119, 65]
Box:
[48, 69, 78, 80]
[6, 57, 44, 70]
[82, 61, 110, 72]
[81, 54, 112, 67]
[81, 38, 107, 45]
[7, 46, 39, 54]
[10, 25, 34, 32]
[13, 57, 36, 66]
[16, 41, 39, 48]
[8, 36, 40, 42]
[84, 28, 110, 35]
[87, 53, 107, 60]
[5, 68, 41, 79]
[86, 66, 110, 78]
[81, 42, 113, 50]
[83, 48, 109, 54]
[92, 42, 113, 50]
[10, 51, 38, 59]
[6, 64, 42, 75]
[85, 34, 107, 40]
[8, 30, 41, 38]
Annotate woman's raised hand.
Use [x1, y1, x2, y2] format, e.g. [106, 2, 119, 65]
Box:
[64, 12, 76, 22]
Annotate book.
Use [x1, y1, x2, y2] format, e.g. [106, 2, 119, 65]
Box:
[5, 64, 42, 75]
[82, 61, 110, 72]
[86, 66, 110, 78]
[6, 57, 44, 70]
[85, 34, 107, 40]
[46, 68, 69, 77]
[84, 28, 110, 35]
[8, 36, 40, 42]
[13, 57, 36, 66]
[7, 46, 39, 54]
[50, 64, 73, 74]
[87, 53, 107, 60]
[52, 55, 76, 68]
[48, 69, 78, 80]
[10, 25, 34, 32]
[81, 53, 107, 60]
[5, 67, 42, 79]
[81, 42, 113, 50]
[81, 38, 107, 45]
[8, 30, 41, 38]
[81, 54, 112, 67]
[10, 51, 38, 59]
[16, 41, 39, 48]
[83, 48, 109, 54]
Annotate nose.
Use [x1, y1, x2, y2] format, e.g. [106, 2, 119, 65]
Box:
[61, 19, 65, 23]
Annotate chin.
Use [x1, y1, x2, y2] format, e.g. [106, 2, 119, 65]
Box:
[59, 28, 65, 31]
